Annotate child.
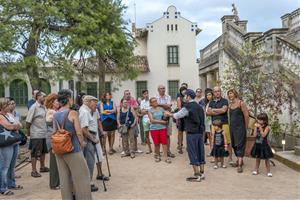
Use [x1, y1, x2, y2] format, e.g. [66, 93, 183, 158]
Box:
[211, 120, 229, 169]
[251, 113, 273, 177]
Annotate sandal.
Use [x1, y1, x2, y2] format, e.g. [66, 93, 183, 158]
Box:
[40, 167, 50, 173]
[146, 150, 152, 154]
[1, 190, 14, 196]
[9, 185, 23, 190]
[155, 157, 161, 162]
[165, 158, 172, 164]
[31, 171, 42, 178]
[237, 166, 243, 173]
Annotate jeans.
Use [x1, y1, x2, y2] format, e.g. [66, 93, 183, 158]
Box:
[0, 145, 14, 193]
[7, 144, 19, 188]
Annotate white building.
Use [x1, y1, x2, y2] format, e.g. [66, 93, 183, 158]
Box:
[110, 5, 201, 101]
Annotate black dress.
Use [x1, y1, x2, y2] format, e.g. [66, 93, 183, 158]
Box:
[229, 103, 247, 157]
[251, 128, 273, 159]
[211, 131, 229, 157]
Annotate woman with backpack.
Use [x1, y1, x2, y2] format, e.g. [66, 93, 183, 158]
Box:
[53, 89, 91, 200]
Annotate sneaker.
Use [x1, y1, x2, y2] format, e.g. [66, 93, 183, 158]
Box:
[31, 171, 41, 178]
[213, 165, 218, 169]
[96, 175, 110, 181]
[222, 165, 227, 168]
[199, 173, 205, 180]
[120, 151, 125, 156]
[40, 167, 50, 173]
[252, 171, 258, 175]
[130, 153, 135, 159]
[135, 149, 143, 154]
[267, 173, 273, 177]
[90, 184, 98, 192]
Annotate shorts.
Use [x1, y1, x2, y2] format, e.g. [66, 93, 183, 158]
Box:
[150, 128, 167, 145]
[211, 124, 231, 144]
[143, 120, 150, 132]
[29, 138, 48, 158]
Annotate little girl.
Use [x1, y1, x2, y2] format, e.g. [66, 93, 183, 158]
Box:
[210, 120, 229, 169]
[251, 113, 273, 177]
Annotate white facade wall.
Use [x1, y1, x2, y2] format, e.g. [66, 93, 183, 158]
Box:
[108, 6, 200, 102]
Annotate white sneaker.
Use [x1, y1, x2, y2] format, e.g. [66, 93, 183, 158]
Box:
[121, 151, 125, 155]
[214, 165, 218, 169]
[252, 171, 258, 175]
[267, 172, 273, 177]
[200, 174, 205, 180]
[135, 149, 143, 154]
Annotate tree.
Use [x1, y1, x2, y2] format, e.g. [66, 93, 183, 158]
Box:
[64, 0, 138, 98]
[222, 42, 297, 119]
[0, 0, 75, 89]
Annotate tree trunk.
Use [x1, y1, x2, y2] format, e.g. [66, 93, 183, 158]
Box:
[24, 22, 42, 90]
[97, 55, 106, 99]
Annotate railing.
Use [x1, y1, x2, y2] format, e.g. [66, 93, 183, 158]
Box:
[277, 37, 300, 77]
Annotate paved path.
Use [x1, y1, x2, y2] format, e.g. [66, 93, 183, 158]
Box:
[2, 130, 300, 200]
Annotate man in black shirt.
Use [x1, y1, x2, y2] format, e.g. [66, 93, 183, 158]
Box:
[165, 89, 205, 182]
[207, 86, 233, 164]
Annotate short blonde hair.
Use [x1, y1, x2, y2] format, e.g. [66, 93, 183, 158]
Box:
[0, 97, 10, 111]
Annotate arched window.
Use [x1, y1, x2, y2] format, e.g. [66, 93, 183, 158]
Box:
[10, 79, 28, 106]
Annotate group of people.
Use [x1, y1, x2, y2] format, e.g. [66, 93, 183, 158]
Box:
[0, 83, 274, 198]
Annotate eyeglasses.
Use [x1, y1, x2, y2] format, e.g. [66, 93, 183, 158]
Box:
[125, 93, 130, 95]
[159, 88, 165, 89]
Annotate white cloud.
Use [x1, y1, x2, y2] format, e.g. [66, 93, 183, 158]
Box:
[199, 21, 222, 36]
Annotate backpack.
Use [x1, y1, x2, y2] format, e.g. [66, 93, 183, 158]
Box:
[51, 110, 74, 155]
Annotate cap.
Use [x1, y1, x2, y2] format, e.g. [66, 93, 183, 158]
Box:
[83, 95, 98, 103]
[185, 89, 196, 99]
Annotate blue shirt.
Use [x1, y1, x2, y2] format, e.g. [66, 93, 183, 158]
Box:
[149, 107, 166, 130]
[209, 97, 229, 124]
[101, 100, 116, 121]
[27, 99, 36, 110]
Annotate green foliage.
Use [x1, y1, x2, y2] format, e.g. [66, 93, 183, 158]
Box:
[0, 0, 136, 94]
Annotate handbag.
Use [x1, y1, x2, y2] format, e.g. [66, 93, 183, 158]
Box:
[51, 111, 74, 155]
[18, 129, 27, 146]
[118, 108, 130, 135]
[0, 114, 22, 147]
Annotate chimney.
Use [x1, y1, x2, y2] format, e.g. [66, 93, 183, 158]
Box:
[221, 15, 236, 33]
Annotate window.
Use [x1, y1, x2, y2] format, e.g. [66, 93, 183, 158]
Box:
[76, 81, 82, 96]
[10, 79, 28, 106]
[175, 24, 178, 31]
[86, 82, 97, 98]
[0, 84, 4, 97]
[167, 24, 169, 31]
[105, 82, 111, 93]
[167, 46, 179, 65]
[168, 80, 179, 100]
[136, 81, 147, 99]
[171, 24, 173, 31]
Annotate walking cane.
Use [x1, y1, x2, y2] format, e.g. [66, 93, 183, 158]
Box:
[103, 146, 111, 177]
[94, 145, 107, 192]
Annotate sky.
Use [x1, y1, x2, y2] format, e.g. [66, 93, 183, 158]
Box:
[122, 0, 300, 57]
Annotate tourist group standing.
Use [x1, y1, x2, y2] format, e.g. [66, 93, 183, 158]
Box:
[0, 82, 275, 197]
